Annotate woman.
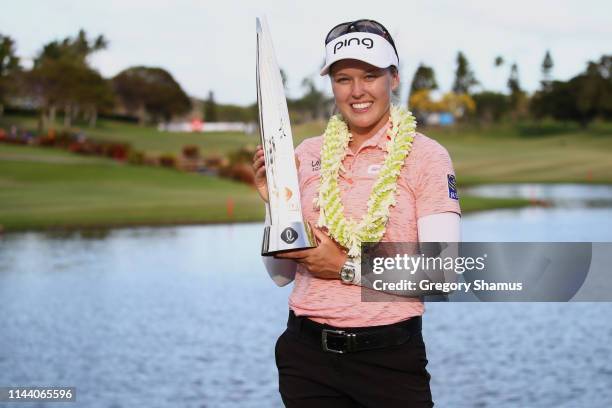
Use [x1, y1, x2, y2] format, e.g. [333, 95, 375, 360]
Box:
[253, 19, 461, 407]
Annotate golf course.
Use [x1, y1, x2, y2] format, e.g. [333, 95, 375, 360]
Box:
[1, 114, 611, 232]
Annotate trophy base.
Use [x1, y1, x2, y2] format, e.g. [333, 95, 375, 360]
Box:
[261, 220, 317, 256]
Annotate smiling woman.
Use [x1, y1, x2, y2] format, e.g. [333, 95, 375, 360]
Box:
[253, 18, 461, 408]
[329, 60, 400, 150]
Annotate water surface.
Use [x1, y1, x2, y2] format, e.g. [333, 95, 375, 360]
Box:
[1, 184, 611, 407]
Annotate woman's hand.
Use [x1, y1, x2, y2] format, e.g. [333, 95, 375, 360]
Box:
[274, 223, 348, 280]
[252, 145, 301, 204]
[252, 145, 269, 202]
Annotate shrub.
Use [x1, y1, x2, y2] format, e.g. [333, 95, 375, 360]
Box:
[204, 154, 229, 169]
[231, 162, 255, 184]
[219, 162, 255, 185]
[54, 131, 75, 148]
[143, 154, 160, 166]
[109, 143, 131, 161]
[182, 145, 200, 159]
[68, 142, 83, 153]
[127, 150, 145, 165]
[159, 154, 177, 168]
[97, 142, 130, 161]
[227, 145, 256, 165]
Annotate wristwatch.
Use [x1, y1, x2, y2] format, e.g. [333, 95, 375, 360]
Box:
[340, 256, 359, 284]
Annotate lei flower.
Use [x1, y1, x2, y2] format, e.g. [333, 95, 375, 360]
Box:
[314, 104, 417, 256]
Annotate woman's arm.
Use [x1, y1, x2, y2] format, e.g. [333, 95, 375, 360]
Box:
[261, 205, 298, 287]
[270, 212, 462, 292]
[354, 211, 461, 281]
[353, 212, 461, 297]
[417, 212, 461, 242]
[416, 212, 461, 299]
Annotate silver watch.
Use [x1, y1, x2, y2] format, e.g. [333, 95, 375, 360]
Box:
[340, 256, 357, 284]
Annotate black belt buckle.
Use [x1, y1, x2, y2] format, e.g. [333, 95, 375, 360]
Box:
[321, 329, 356, 353]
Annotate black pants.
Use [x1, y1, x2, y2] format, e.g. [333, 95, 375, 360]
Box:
[275, 314, 434, 407]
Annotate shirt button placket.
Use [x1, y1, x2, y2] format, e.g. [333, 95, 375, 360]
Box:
[344, 156, 354, 188]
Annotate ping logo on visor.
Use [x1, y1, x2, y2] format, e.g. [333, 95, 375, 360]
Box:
[447, 174, 459, 200]
[320, 31, 399, 76]
[333, 37, 374, 54]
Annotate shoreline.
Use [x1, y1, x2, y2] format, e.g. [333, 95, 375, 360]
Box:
[0, 196, 537, 234]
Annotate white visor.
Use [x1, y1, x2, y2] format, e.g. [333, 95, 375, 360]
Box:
[320, 32, 399, 76]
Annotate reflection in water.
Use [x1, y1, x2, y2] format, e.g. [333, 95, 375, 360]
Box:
[39, 228, 114, 241]
[1, 184, 611, 407]
[461, 184, 612, 242]
[462, 207, 612, 242]
[464, 183, 612, 208]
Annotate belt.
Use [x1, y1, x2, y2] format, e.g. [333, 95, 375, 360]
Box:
[286, 309, 422, 354]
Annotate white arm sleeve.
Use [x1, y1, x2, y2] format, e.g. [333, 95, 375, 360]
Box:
[417, 212, 461, 299]
[353, 211, 461, 297]
[261, 205, 297, 287]
[417, 212, 461, 242]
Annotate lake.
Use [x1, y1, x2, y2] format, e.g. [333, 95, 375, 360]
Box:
[1, 184, 611, 407]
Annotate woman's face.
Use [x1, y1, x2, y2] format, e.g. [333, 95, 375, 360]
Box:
[330, 59, 400, 134]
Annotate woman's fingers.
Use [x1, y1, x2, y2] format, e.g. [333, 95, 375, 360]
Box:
[253, 146, 264, 162]
[310, 225, 326, 244]
[253, 154, 266, 174]
[309, 222, 331, 244]
[255, 165, 266, 179]
[253, 147, 264, 168]
[275, 249, 310, 259]
[253, 145, 269, 202]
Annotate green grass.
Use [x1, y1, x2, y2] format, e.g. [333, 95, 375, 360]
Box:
[425, 120, 612, 185]
[0, 143, 527, 232]
[298, 120, 612, 185]
[5, 114, 611, 186]
[1, 114, 610, 231]
[459, 196, 531, 212]
[0, 114, 323, 157]
[0, 144, 265, 231]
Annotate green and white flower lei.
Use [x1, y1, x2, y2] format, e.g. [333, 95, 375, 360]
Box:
[314, 104, 417, 256]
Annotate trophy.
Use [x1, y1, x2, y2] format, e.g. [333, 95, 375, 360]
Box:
[256, 17, 316, 256]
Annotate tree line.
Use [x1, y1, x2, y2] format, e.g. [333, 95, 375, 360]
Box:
[1, 29, 611, 129]
[408, 51, 612, 127]
[0, 30, 192, 130]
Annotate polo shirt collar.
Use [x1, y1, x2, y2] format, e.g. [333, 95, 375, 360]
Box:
[346, 121, 391, 155]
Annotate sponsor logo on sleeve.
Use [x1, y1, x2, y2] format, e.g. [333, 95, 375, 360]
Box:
[447, 174, 459, 200]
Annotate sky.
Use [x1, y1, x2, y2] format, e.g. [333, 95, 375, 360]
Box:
[1, 0, 611, 106]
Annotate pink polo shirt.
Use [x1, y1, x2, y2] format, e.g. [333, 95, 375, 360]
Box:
[289, 122, 461, 327]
